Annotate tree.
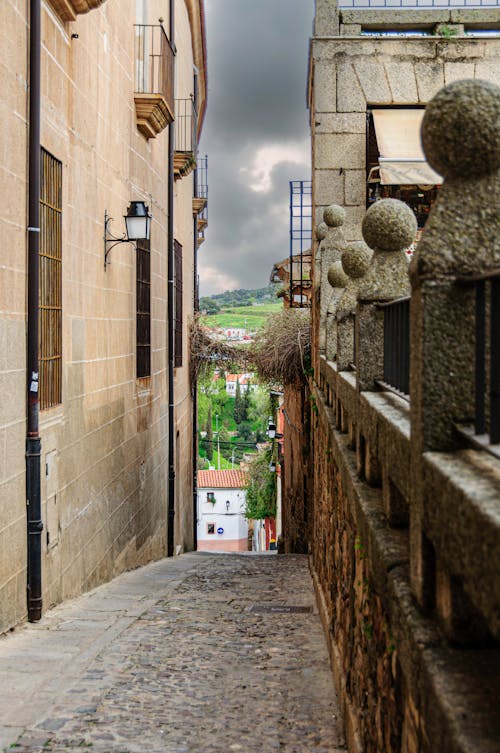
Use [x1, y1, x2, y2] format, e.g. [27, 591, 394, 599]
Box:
[241, 381, 252, 422]
[245, 448, 276, 520]
[247, 386, 272, 442]
[205, 404, 213, 462]
[199, 297, 220, 315]
[234, 379, 243, 424]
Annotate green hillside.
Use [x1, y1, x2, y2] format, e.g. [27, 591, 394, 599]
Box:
[210, 302, 282, 330]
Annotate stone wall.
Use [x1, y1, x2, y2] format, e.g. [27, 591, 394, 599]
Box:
[310, 21, 500, 238]
[280, 384, 312, 554]
[0, 0, 204, 632]
[308, 18, 500, 746]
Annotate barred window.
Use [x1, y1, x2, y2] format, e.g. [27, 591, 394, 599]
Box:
[39, 148, 62, 410]
[174, 240, 183, 368]
[136, 238, 151, 378]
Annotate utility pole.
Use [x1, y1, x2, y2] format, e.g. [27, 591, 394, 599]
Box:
[215, 413, 220, 470]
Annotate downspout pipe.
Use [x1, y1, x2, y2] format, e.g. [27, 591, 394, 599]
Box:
[192, 190, 198, 551]
[167, 0, 176, 557]
[192, 72, 199, 551]
[26, 0, 43, 621]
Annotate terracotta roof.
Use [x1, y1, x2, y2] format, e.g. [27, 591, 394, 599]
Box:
[198, 469, 247, 489]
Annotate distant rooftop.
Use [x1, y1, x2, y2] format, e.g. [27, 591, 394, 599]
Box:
[198, 469, 247, 489]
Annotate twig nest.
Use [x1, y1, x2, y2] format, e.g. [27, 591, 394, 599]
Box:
[327, 261, 349, 289]
[323, 204, 346, 228]
[362, 199, 417, 253]
[342, 241, 372, 279]
[422, 79, 500, 180]
[316, 221, 328, 241]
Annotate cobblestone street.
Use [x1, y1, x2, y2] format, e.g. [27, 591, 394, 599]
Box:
[0, 554, 345, 753]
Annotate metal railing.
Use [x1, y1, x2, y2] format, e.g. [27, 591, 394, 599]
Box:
[134, 23, 174, 111]
[195, 155, 208, 243]
[289, 180, 312, 308]
[456, 272, 500, 449]
[175, 97, 197, 153]
[379, 297, 410, 397]
[339, 0, 499, 7]
[196, 155, 208, 200]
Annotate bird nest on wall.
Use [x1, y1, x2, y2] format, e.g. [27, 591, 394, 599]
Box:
[189, 315, 247, 384]
[189, 309, 311, 388]
[250, 309, 311, 387]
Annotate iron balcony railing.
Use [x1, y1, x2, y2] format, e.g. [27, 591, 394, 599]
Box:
[378, 297, 410, 397]
[134, 23, 174, 111]
[339, 0, 499, 7]
[289, 180, 312, 308]
[196, 155, 208, 200]
[175, 97, 197, 153]
[195, 155, 208, 243]
[455, 272, 500, 453]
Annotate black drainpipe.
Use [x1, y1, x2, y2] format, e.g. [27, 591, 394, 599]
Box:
[192, 72, 199, 551]
[167, 0, 176, 557]
[192, 197, 198, 551]
[26, 0, 43, 621]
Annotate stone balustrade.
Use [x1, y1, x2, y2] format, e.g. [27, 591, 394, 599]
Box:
[310, 79, 500, 753]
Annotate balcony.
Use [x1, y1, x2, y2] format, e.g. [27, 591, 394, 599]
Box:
[49, 0, 106, 21]
[193, 155, 208, 246]
[174, 98, 198, 178]
[134, 23, 175, 140]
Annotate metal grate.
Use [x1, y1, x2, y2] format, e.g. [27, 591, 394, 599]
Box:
[381, 297, 410, 396]
[174, 240, 183, 368]
[136, 238, 151, 379]
[39, 148, 62, 410]
[250, 605, 313, 614]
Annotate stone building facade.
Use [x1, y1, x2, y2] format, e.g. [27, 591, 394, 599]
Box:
[0, 0, 206, 631]
[307, 4, 500, 753]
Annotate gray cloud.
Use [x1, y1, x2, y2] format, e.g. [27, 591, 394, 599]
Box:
[198, 0, 313, 295]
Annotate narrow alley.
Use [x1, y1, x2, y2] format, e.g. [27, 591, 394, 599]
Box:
[0, 554, 345, 753]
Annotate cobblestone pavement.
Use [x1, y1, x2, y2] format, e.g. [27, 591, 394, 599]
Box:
[0, 553, 345, 753]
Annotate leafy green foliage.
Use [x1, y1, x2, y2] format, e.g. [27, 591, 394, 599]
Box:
[205, 404, 213, 462]
[245, 448, 276, 520]
[234, 379, 243, 424]
[199, 297, 221, 314]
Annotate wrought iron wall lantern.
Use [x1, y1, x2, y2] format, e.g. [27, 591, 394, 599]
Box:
[266, 421, 283, 440]
[104, 201, 151, 269]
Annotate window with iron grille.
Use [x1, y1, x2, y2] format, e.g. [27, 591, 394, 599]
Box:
[174, 240, 183, 368]
[39, 148, 62, 410]
[136, 238, 151, 378]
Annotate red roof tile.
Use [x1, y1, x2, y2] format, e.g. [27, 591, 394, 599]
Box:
[197, 469, 247, 489]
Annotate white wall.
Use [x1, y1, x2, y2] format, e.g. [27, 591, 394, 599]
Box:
[197, 487, 248, 549]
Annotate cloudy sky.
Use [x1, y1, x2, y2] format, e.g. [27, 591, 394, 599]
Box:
[198, 0, 314, 296]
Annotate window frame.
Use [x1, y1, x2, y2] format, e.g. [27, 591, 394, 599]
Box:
[136, 236, 151, 379]
[39, 147, 63, 411]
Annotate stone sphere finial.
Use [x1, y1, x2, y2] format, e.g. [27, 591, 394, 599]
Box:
[327, 262, 349, 289]
[362, 199, 417, 253]
[316, 221, 328, 241]
[323, 204, 346, 228]
[341, 241, 371, 279]
[422, 79, 500, 180]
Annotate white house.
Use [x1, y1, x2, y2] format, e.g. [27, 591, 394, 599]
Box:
[197, 469, 248, 552]
[225, 373, 255, 396]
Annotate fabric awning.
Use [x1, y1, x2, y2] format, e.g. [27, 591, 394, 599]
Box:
[372, 109, 442, 186]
